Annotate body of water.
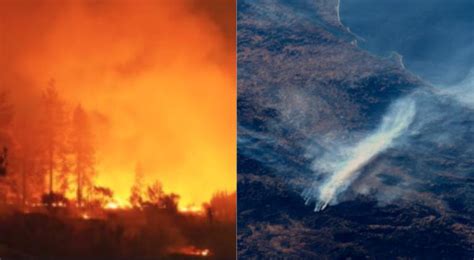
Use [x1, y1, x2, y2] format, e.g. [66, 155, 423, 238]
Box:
[340, 0, 474, 85]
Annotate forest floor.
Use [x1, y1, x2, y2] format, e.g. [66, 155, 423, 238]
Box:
[0, 205, 235, 260]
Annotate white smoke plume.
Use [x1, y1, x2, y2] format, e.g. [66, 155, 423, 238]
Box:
[305, 97, 416, 211]
[437, 69, 474, 110]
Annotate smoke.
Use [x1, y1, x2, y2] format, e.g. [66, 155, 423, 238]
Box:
[297, 0, 474, 212]
[437, 69, 474, 110]
[304, 97, 416, 211]
[302, 67, 474, 211]
[0, 0, 236, 206]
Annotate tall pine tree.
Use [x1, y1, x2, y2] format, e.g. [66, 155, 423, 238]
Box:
[38, 80, 68, 196]
[70, 105, 95, 207]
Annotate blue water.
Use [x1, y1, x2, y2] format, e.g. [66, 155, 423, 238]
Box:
[340, 0, 474, 85]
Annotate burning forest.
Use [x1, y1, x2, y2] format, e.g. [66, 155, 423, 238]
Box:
[0, 0, 236, 259]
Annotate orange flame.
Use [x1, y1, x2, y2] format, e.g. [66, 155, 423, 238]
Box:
[104, 198, 129, 210]
[1, 0, 236, 208]
[178, 205, 204, 214]
[173, 246, 211, 257]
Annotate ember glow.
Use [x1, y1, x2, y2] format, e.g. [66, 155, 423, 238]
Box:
[104, 201, 119, 210]
[173, 246, 211, 257]
[1, 1, 236, 206]
[178, 205, 204, 214]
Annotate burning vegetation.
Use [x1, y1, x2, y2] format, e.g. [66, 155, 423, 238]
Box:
[0, 189, 236, 259]
[0, 81, 236, 259]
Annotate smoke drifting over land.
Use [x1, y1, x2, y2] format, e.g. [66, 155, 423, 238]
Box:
[303, 72, 473, 210]
[304, 97, 416, 211]
[439, 69, 474, 110]
[296, 0, 474, 212]
[0, 0, 236, 205]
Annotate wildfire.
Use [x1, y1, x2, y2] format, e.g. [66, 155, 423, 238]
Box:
[178, 205, 203, 214]
[51, 202, 66, 207]
[104, 198, 130, 210]
[30, 202, 66, 208]
[200, 249, 210, 257]
[173, 246, 211, 257]
[104, 201, 119, 210]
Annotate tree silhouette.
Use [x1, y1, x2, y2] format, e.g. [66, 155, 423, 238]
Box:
[70, 104, 95, 207]
[145, 180, 179, 212]
[0, 91, 12, 177]
[0, 147, 7, 177]
[91, 185, 114, 207]
[0, 92, 13, 203]
[129, 163, 144, 207]
[38, 80, 68, 195]
[14, 101, 46, 205]
[208, 191, 236, 222]
[147, 180, 164, 205]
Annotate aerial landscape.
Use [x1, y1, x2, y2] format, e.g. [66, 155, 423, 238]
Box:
[238, 0, 473, 258]
[0, 0, 236, 259]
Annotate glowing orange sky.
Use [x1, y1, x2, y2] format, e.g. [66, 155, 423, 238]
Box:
[0, 0, 236, 206]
